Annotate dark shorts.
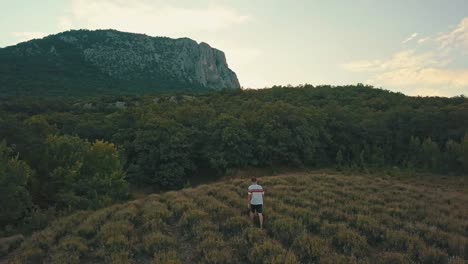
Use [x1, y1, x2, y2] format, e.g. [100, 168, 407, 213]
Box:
[250, 204, 263, 214]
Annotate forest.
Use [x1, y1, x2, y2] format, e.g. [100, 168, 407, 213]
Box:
[1, 84, 467, 235]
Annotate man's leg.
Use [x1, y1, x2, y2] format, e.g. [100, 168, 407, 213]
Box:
[249, 210, 255, 223]
[258, 213, 263, 229]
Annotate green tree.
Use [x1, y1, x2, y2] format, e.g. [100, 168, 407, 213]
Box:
[335, 150, 343, 169]
[40, 135, 128, 209]
[0, 141, 33, 227]
[461, 134, 468, 174]
[443, 139, 462, 173]
[421, 137, 440, 172]
[125, 118, 195, 189]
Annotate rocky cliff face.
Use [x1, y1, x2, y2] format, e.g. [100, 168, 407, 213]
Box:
[0, 29, 240, 96]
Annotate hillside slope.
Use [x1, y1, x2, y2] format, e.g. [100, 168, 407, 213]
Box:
[6, 172, 468, 263]
[0, 29, 240, 96]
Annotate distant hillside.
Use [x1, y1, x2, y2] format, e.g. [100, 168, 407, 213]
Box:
[0, 29, 240, 96]
[4, 172, 468, 263]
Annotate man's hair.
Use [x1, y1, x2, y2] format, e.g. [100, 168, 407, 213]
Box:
[251, 177, 257, 183]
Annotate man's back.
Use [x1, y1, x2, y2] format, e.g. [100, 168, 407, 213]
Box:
[248, 183, 264, 205]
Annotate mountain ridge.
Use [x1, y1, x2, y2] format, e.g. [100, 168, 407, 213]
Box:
[0, 29, 240, 96]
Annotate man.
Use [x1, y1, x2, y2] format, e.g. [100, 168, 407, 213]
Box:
[247, 177, 264, 229]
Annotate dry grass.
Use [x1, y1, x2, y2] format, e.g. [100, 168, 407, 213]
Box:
[6, 172, 468, 263]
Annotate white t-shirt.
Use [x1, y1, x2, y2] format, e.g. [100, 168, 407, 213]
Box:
[248, 184, 264, 205]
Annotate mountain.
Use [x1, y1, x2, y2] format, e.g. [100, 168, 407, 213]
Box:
[3, 172, 467, 263]
[0, 29, 240, 96]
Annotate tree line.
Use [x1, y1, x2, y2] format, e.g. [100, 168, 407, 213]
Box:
[1, 84, 467, 233]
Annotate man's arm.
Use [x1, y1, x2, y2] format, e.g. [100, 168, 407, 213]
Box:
[247, 192, 252, 208]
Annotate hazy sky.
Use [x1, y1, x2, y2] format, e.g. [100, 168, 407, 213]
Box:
[1, 0, 468, 96]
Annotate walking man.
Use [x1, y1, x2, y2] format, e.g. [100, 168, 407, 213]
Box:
[247, 177, 264, 229]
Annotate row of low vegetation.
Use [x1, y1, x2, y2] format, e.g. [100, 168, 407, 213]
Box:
[8, 173, 468, 263]
[0, 84, 467, 236]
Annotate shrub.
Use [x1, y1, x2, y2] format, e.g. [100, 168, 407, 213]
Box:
[169, 198, 196, 218]
[109, 251, 131, 264]
[55, 236, 88, 254]
[378, 252, 411, 264]
[249, 240, 297, 264]
[51, 236, 89, 264]
[294, 209, 320, 233]
[140, 200, 172, 223]
[22, 228, 56, 252]
[292, 233, 331, 262]
[448, 256, 466, 264]
[104, 234, 130, 252]
[231, 228, 268, 259]
[99, 220, 133, 241]
[142, 233, 177, 254]
[152, 250, 182, 264]
[419, 246, 449, 264]
[384, 230, 412, 251]
[77, 207, 114, 238]
[268, 216, 305, 244]
[194, 224, 222, 242]
[112, 203, 139, 221]
[332, 226, 369, 257]
[319, 208, 349, 222]
[0, 234, 24, 257]
[222, 216, 251, 237]
[446, 234, 467, 258]
[406, 236, 426, 260]
[194, 233, 233, 264]
[141, 218, 166, 232]
[351, 214, 385, 244]
[179, 209, 209, 235]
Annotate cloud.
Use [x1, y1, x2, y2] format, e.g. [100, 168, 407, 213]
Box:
[417, 37, 430, 44]
[436, 17, 468, 51]
[11, 32, 48, 43]
[342, 50, 439, 73]
[342, 17, 468, 97]
[402, 32, 418, 44]
[58, 0, 249, 37]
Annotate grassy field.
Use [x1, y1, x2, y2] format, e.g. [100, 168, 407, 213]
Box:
[5, 172, 468, 263]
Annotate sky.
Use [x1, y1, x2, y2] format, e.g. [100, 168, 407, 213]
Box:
[1, 0, 468, 97]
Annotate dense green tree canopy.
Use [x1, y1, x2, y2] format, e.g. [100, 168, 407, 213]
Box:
[0, 85, 467, 230]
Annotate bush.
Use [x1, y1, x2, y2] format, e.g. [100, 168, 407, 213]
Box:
[268, 216, 305, 244]
[169, 198, 196, 218]
[194, 233, 233, 264]
[448, 256, 466, 264]
[98, 220, 134, 252]
[179, 209, 209, 236]
[16, 247, 45, 264]
[351, 214, 385, 244]
[104, 234, 130, 252]
[419, 246, 449, 264]
[140, 199, 172, 224]
[142, 233, 177, 254]
[112, 203, 139, 221]
[222, 216, 251, 237]
[77, 207, 114, 238]
[446, 234, 467, 259]
[384, 230, 412, 251]
[378, 252, 411, 264]
[249, 240, 297, 264]
[109, 251, 131, 264]
[152, 250, 182, 264]
[331, 226, 369, 257]
[292, 233, 331, 262]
